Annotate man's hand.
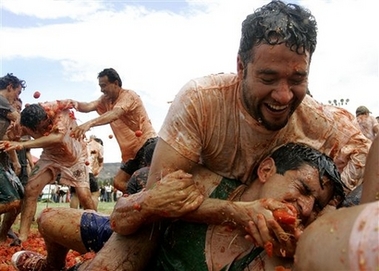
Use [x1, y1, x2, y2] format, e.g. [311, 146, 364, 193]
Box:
[241, 199, 301, 258]
[0, 141, 23, 152]
[70, 123, 92, 139]
[57, 99, 78, 109]
[110, 170, 204, 235]
[143, 170, 204, 217]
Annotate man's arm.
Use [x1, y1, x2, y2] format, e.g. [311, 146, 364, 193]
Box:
[0, 132, 64, 151]
[68, 99, 99, 113]
[360, 134, 379, 203]
[111, 139, 287, 235]
[71, 107, 125, 139]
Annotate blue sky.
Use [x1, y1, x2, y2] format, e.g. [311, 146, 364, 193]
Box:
[1, 0, 378, 162]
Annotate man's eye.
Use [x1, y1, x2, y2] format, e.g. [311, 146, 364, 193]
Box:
[261, 78, 275, 84]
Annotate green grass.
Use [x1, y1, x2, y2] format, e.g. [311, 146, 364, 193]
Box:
[36, 200, 116, 216]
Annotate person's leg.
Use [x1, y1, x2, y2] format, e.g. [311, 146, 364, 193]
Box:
[89, 174, 99, 209]
[78, 226, 159, 271]
[19, 170, 54, 241]
[293, 202, 379, 271]
[75, 187, 96, 211]
[114, 169, 131, 193]
[91, 191, 100, 209]
[70, 192, 80, 209]
[0, 204, 20, 243]
[40, 208, 88, 267]
[13, 208, 88, 271]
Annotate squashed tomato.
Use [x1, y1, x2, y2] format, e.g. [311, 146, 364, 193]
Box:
[272, 204, 298, 225]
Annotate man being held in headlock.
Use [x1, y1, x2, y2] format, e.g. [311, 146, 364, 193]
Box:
[11, 142, 346, 271]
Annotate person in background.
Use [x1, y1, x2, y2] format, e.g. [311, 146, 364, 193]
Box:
[0, 73, 26, 244]
[355, 105, 379, 141]
[0, 101, 96, 242]
[65, 68, 157, 193]
[70, 135, 104, 209]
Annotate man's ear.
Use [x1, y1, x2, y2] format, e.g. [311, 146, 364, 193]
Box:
[257, 157, 276, 183]
[6, 83, 13, 92]
[237, 55, 244, 80]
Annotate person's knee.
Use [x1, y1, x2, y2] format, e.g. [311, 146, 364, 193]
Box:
[37, 208, 57, 230]
[114, 171, 130, 192]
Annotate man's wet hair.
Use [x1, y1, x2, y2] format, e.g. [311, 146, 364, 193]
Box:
[238, 0, 317, 66]
[0, 73, 27, 90]
[268, 142, 346, 202]
[20, 104, 47, 132]
[98, 68, 122, 87]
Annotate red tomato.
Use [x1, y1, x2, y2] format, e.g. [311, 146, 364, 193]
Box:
[33, 91, 41, 99]
[264, 241, 273, 257]
[272, 209, 297, 225]
[135, 130, 143, 137]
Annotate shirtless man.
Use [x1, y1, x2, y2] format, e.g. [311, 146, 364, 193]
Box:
[11, 142, 346, 271]
[66, 68, 157, 193]
[0, 101, 96, 242]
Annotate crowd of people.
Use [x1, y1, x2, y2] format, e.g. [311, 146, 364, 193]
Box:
[0, 0, 378, 270]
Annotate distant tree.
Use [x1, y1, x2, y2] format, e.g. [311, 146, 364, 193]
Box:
[328, 98, 350, 107]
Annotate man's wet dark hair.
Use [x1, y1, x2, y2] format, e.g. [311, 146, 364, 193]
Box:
[20, 104, 47, 132]
[0, 73, 27, 90]
[238, 0, 317, 66]
[98, 68, 122, 87]
[268, 142, 346, 202]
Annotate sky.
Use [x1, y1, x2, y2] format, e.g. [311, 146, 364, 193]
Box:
[1, 0, 378, 163]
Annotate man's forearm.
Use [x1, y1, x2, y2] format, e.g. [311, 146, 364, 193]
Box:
[110, 191, 159, 235]
[83, 109, 123, 129]
[182, 198, 241, 226]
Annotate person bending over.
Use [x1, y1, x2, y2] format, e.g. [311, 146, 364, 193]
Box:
[0, 101, 96, 242]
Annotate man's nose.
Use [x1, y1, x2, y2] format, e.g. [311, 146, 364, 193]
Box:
[272, 82, 293, 104]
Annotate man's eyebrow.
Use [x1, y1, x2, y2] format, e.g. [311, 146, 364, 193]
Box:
[256, 69, 277, 75]
[256, 69, 308, 76]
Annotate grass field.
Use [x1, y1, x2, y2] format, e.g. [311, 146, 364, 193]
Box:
[36, 200, 116, 215]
